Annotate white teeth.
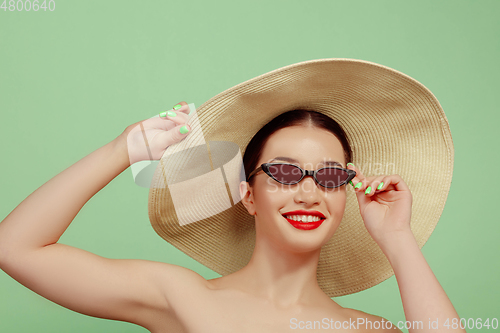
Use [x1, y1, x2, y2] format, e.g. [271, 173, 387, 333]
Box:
[284, 214, 323, 223]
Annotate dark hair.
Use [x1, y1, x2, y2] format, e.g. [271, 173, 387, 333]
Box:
[243, 110, 353, 186]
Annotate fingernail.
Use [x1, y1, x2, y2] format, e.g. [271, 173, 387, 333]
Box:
[179, 125, 189, 134]
[347, 163, 354, 167]
[377, 182, 384, 190]
[349, 180, 354, 186]
[354, 182, 362, 189]
[167, 111, 176, 117]
[173, 104, 182, 110]
[365, 186, 372, 195]
[159, 111, 167, 117]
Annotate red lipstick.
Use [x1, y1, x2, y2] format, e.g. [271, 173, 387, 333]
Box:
[282, 210, 326, 231]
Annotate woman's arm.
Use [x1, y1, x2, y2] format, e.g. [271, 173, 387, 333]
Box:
[0, 106, 197, 330]
[0, 136, 170, 328]
[346, 164, 465, 333]
[0, 137, 129, 255]
[380, 231, 465, 333]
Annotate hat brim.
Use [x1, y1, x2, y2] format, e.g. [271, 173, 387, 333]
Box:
[148, 58, 454, 297]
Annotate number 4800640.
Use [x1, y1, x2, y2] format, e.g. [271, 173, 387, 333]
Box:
[1, 0, 56, 11]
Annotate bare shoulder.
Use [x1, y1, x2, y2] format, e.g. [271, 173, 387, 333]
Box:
[344, 308, 403, 333]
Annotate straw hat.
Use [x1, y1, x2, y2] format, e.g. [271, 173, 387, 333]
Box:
[147, 58, 454, 297]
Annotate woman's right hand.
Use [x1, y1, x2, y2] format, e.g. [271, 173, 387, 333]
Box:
[118, 101, 192, 165]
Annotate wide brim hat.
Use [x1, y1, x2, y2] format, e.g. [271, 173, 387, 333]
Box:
[147, 58, 454, 297]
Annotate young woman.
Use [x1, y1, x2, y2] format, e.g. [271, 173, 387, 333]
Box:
[0, 59, 463, 332]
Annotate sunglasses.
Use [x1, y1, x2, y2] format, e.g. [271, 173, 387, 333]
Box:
[246, 163, 356, 189]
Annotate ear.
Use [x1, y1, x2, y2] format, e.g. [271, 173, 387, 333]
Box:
[239, 181, 256, 216]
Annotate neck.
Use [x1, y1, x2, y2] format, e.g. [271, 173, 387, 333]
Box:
[230, 222, 329, 309]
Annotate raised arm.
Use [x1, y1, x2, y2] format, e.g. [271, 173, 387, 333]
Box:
[381, 230, 464, 333]
[346, 163, 465, 333]
[0, 103, 198, 330]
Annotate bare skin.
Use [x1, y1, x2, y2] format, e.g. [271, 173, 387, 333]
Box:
[0, 101, 464, 333]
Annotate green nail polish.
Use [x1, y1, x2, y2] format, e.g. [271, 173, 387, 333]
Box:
[349, 180, 354, 186]
[347, 163, 354, 167]
[173, 104, 182, 110]
[179, 125, 189, 134]
[377, 182, 384, 190]
[159, 111, 167, 117]
[354, 182, 362, 189]
[167, 111, 176, 117]
[365, 186, 372, 195]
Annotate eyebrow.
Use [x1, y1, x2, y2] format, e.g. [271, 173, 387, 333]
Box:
[270, 156, 343, 167]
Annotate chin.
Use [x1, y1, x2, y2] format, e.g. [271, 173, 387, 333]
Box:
[279, 226, 333, 253]
[256, 215, 338, 252]
[282, 238, 326, 254]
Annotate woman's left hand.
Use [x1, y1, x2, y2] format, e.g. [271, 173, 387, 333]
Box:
[346, 163, 413, 247]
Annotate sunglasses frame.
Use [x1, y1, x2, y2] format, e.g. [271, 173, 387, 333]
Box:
[246, 162, 357, 189]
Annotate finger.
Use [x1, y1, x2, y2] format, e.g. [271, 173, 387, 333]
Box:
[142, 115, 176, 132]
[346, 163, 365, 189]
[154, 124, 191, 151]
[349, 176, 372, 207]
[353, 178, 369, 193]
[380, 174, 411, 192]
[127, 117, 175, 137]
[365, 174, 411, 197]
[172, 101, 191, 115]
[363, 175, 386, 197]
[158, 100, 189, 118]
[159, 108, 190, 125]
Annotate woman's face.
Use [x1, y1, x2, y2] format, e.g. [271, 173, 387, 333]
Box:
[241, 125, 348, 253]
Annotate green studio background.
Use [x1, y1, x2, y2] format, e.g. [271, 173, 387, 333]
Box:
[0, 0, 498, 332]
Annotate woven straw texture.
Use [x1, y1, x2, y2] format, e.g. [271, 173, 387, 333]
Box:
[148, 58, 454, 297]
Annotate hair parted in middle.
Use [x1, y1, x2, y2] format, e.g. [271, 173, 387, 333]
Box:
[242, 110, 354, 187]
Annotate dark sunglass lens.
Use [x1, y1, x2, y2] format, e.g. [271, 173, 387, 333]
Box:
[316, 168, 349, 188]
[268, 164, 302, 184]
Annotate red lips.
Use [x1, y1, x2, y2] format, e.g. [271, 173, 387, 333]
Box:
[282, 210, 326, 230]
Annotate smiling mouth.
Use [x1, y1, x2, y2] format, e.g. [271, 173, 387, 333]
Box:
[282, 215, 325, 230]
[282, 214, 325, 223]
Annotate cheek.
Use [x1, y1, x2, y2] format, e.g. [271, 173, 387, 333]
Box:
[326, 191, 347, 217]
[253, 182, 294, 216]
[254, 187, 286, 212]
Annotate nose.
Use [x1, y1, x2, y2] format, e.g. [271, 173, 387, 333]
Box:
[293, 175, 322, 205]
